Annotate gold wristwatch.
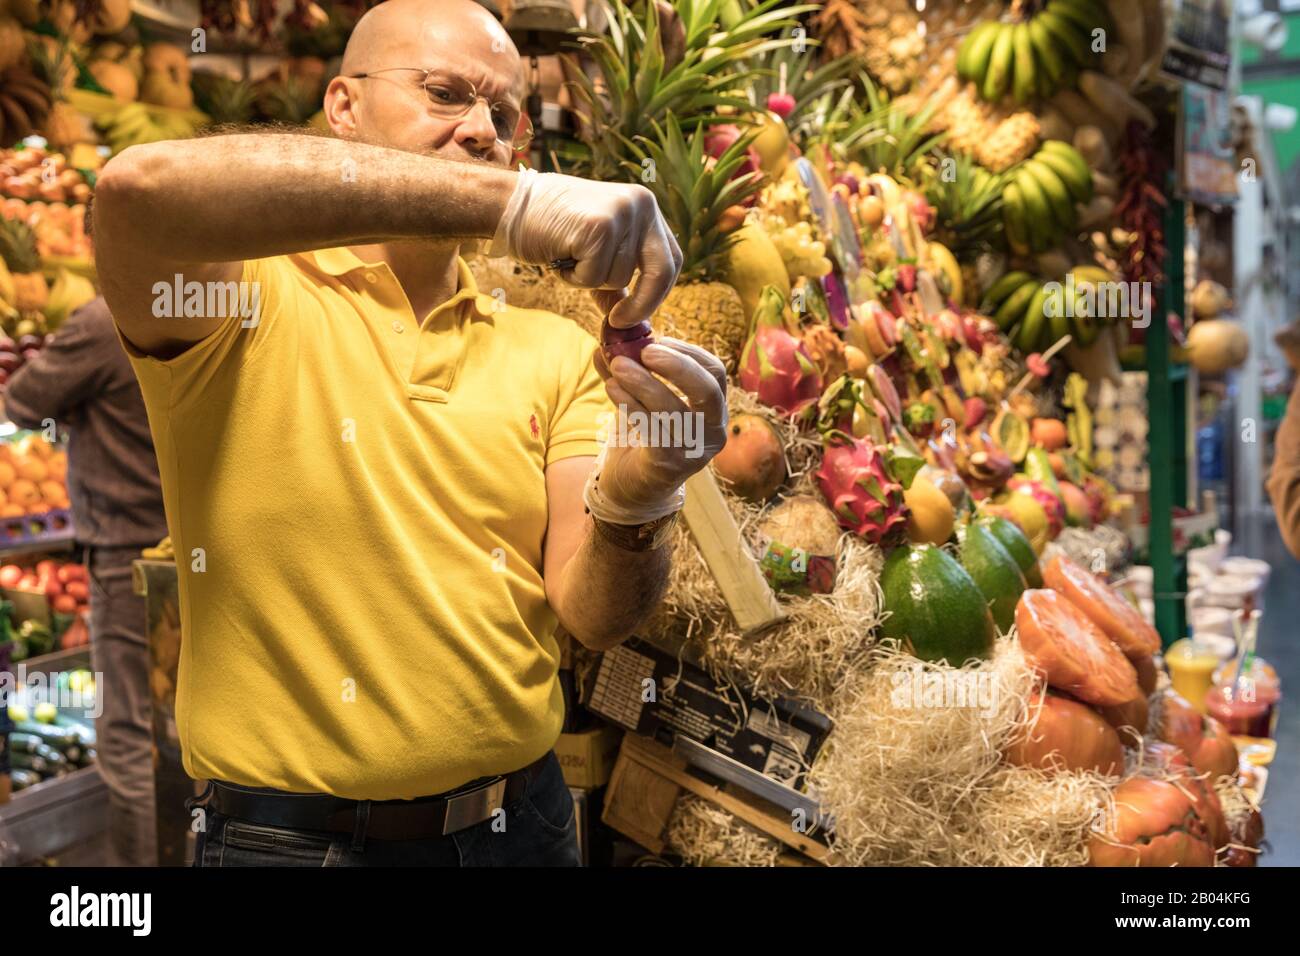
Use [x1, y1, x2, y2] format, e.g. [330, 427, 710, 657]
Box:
[589, 510, 680, 552]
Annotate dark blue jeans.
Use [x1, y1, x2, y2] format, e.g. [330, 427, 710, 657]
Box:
[192, 752, 580, 866]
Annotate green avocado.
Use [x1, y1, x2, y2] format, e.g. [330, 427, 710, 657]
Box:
[980, 514, 1043, 588]
[881, 543, 996, 667]
[957, 521, 1027, 634]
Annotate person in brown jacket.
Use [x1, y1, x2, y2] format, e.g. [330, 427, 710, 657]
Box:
[2, 296, 168, 866]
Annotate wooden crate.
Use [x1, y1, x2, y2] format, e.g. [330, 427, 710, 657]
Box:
[602, 732, 833, 865]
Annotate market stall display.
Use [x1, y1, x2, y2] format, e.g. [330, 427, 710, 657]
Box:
[0, 0, 1281, 869]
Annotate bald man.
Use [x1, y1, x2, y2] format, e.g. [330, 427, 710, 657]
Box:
[92, 0, 726, 866]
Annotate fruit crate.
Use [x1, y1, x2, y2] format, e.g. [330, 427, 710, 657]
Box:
[0, 509, 74, 548]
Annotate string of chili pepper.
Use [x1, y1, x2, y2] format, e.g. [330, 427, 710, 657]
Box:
[1114, 119, 1168, 295]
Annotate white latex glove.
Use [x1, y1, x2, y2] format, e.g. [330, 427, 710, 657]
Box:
[584, 331, 728, 524]
[490, 168, 683, 328]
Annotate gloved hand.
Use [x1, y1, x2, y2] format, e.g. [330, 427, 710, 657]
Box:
[584, 333, 728, 525]
[490, 168, 683, 328]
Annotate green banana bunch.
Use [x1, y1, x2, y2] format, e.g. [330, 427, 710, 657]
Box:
[957, 0, 1108, 105]
[1001, 140, 1092, 255]
[980, 261, 1121, 356]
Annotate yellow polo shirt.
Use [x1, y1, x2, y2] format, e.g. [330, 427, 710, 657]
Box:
[123, 248, 612, 799]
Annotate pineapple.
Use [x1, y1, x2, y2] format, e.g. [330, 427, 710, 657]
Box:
[920, 152, 1007, 262]
[255, 75, 320, 126]
[831, 76, 947, 181]
[568, 0, 808, 181]
[0, 218, 48, 312]
[192, 72, 258, 125]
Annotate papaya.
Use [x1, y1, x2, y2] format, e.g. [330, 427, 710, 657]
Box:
[957, 520, 1027, 634]
[881, 543, 996, 667]
[980, 514, 1043, 587]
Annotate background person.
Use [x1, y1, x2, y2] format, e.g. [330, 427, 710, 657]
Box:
[3, 296, 168, 866]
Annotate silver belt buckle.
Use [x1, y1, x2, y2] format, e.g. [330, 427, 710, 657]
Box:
[442, 776, 507, 835]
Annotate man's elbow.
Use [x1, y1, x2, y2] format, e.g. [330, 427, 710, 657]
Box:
[92, 145, 169, 251]
[566, 622, 634, 654]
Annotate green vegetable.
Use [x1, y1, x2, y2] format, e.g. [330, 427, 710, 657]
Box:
[13, 720, 78, 750]
[979, 515, 1043, 588]
[957, 521, 1027, 634]
[880, 543, 996, 666]
[9, 769, 40, 790]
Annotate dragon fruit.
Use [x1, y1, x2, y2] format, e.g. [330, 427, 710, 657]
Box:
[740, 285, 823, 415]
[1007, 477, 1066, 539]
[816, 436, 909, 544]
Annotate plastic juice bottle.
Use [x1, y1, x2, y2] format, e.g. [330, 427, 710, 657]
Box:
[1164, 638, 1221, 713]
[1207, 657, 1281, 739]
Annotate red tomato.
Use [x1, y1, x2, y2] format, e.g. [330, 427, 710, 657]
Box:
[1155, 690, 1239, 779]
[52, 594, 77, 614]
[0, 564, 23, 588]
[35, 559, 59, 577]
[1016, 589, 1141, 707]
[1094, 692, 1150, 745]
[1131, 654, 1158, 696]
[1044, 555, 1161, 658]
[54, 563, 87, 583]
[1005, 691, 1124, 775]
[42, 576, 63, 598]
[17, 573, 40, 590]
[1089, 778, 1216, 867]
[64, 580, 88, 601]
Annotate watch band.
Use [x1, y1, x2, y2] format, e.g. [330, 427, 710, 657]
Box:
[590, 510, 680, 552]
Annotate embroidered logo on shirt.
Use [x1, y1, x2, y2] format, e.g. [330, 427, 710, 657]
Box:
[529, 414, 540, 439]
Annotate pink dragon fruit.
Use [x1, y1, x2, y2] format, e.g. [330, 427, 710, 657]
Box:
[1007, 477, 1066, 539]
[815, 436, 909, 543]
[740, 285, 824, 415]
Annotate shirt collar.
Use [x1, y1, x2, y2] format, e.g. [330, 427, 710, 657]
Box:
[301, 248, 494, 318]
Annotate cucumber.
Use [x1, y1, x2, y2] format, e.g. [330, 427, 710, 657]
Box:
[53, 717, 96, 747]
[10, 768, 40, 790]
[8, 732, 45, 754]
[11, 750, 52, 774]
[13, 720, 79, 749]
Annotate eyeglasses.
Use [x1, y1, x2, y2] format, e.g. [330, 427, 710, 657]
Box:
[345, 67, 533, 150]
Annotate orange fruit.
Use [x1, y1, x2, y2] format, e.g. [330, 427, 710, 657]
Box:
[0, 462, 14, 488]
[7, 479, 41, 508]
[0, 503, 26, 517]
[38, 480, 64, 501]
[27, 503, 50, 515]
[16, 459, 48, 483]
[47, 452, 67, 481]
[23, 436, 53, 459]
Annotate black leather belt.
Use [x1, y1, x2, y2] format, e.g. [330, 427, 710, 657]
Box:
[203, 750, 553, 841]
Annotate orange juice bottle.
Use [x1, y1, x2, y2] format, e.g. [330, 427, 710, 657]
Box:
[1164, 638, 1221, 713]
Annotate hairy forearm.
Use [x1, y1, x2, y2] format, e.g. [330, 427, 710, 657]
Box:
[92, 133, 515, 263]
[553, 517, 671, 652]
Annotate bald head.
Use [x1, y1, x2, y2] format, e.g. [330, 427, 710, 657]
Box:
[326, 0, 525, 163]
[341, 0, 518, 81]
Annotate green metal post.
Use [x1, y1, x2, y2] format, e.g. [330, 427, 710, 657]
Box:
[1147, 182, 1188, 649]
